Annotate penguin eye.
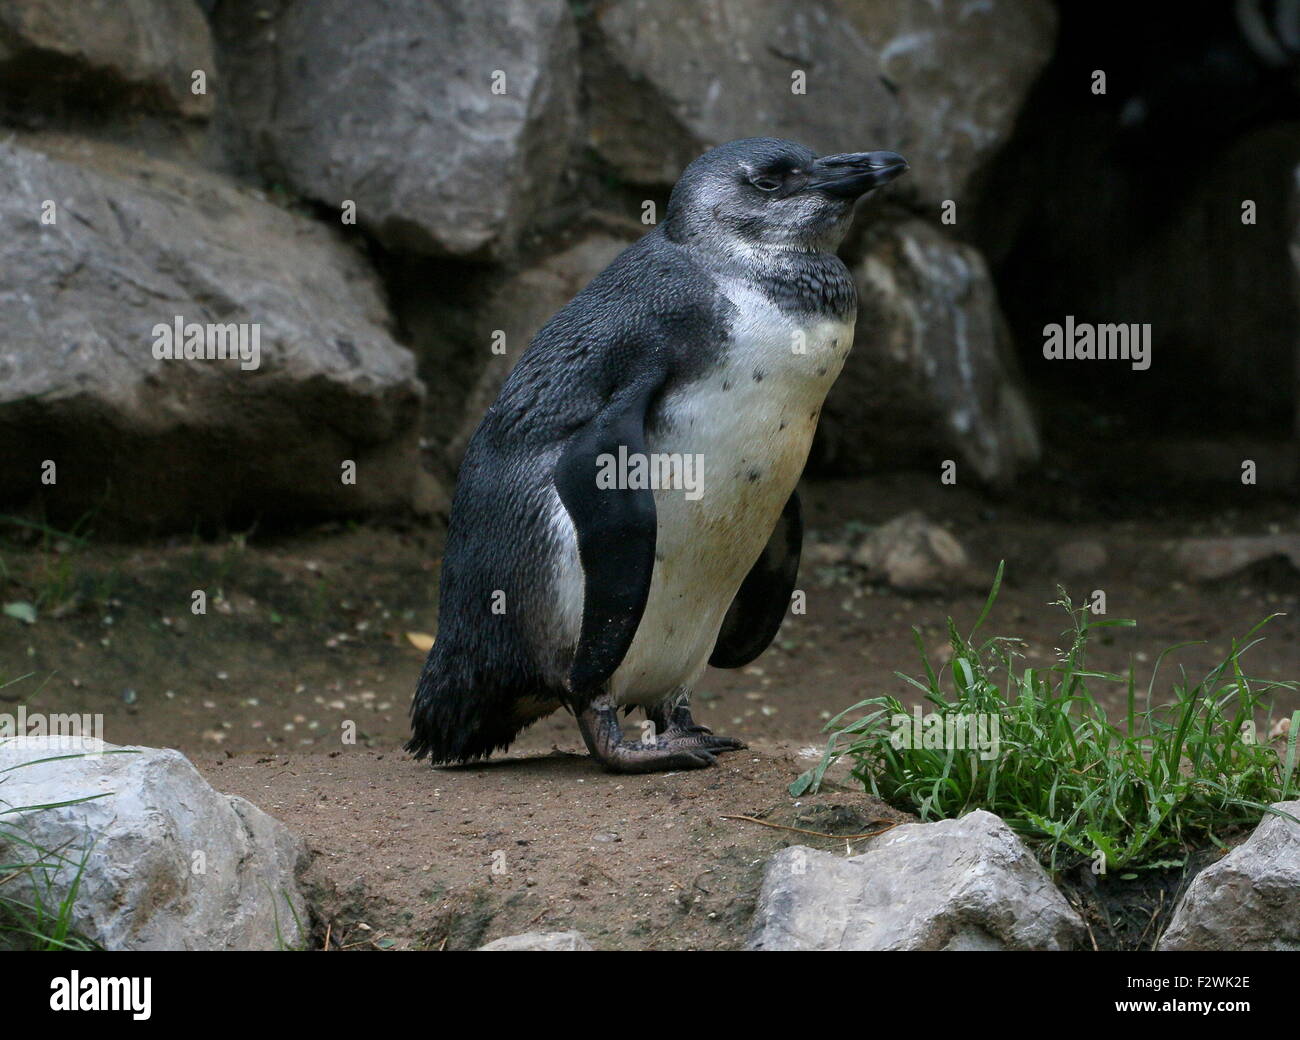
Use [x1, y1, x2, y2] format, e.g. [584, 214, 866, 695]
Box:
[750, 176, 782, 192]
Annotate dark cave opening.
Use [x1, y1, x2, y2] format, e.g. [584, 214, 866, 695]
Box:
[972, 0, 1300, 469]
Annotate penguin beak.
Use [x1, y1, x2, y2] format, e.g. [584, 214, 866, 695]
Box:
[804, 151, 909, 198]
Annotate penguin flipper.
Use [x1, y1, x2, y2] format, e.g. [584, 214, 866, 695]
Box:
[709, 489, 802, 669]
[555, 369, 664, 697]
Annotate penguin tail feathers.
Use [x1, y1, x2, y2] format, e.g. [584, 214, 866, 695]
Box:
[405, 647, 531, 765]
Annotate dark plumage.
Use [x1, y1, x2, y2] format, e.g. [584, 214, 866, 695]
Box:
[408, 232, 725, 763]
[408, 137, 907, 772]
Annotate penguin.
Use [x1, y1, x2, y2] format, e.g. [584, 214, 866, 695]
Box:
[408, 137, 908, 773]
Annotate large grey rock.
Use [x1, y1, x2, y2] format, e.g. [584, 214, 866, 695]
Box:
[747, 810, 1085, 950]
[835, 0, 1057, 207]
[1158, 801, 1300, 951]
[0, 0, 214, 118]
[0, 737, 309, 950]
[584, 0, 1054, 207]
[212, 0, 579, 258]
[584, 0, 901, 187]
[816, 219, 1039, 483]
[479, 930, 592, 951]
[0, 133, 429, 533]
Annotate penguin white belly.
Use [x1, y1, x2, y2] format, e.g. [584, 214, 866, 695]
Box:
[608, 286, 854, 706]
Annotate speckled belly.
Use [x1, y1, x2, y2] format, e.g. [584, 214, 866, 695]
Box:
[606, 309, 854, 705]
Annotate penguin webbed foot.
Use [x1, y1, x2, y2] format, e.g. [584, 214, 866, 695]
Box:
[647, 701, 747, 754]
[577, 696, 742, 774]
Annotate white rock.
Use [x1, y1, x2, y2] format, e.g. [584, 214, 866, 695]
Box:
[0, 737, 309, 951]
[747, 809, 1085, 950]
[1158, 801, 1300, 951]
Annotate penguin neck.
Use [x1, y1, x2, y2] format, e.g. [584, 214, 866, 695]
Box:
[663, 225, 856, 322]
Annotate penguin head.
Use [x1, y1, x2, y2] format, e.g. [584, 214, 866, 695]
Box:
[663, 137, 908, 254]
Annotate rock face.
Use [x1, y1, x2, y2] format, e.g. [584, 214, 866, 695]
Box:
[584, 0, 1055, 207]
[747, 810, 1085, 950]
[0, 737, 309, 951]
[0, 0, 1061, 528]
[817, 220, 1039, 483]
[835, 0, 1057, 207]
[584, 0, 902, 187]
[211, 0, 580, 258]
[0, 133, 427, 533]
[1158, 801, 1300, 951]
[479, 930, 592, 951]
[0, 0, 214, 118]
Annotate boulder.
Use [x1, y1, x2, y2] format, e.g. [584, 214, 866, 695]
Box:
[0, 0, 214, 119]
[851, 511, 977, 592]
[583, 0, 1055, 207]
[211, 0, 580, 258]
[0, 737, 309, 951]
[1158, 801, 1300, 951]
[747, 809, 1085, 950]
[583, 0, 901, 187]
[479, 930, 592, 951]
[0, 133, 429, 533]
[835, 0, 1057, 207]
[1171, 535, 1300, 581]
[815, 219, 1039, 483]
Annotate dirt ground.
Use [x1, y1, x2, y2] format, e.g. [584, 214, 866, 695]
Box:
[1, 472, 1297, 949]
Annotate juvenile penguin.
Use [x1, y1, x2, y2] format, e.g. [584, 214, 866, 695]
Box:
[408, 137, 908, 773]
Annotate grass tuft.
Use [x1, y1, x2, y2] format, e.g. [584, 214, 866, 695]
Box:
[793, 562, 1300, 873]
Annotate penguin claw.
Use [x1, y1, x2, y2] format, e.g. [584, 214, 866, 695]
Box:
[603, 746, 717, 773]
[707, 734, 747, 752]
[665, 732, 747, 754]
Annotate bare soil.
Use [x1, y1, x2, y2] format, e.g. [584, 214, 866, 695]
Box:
[2, 473, 1296, 949]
